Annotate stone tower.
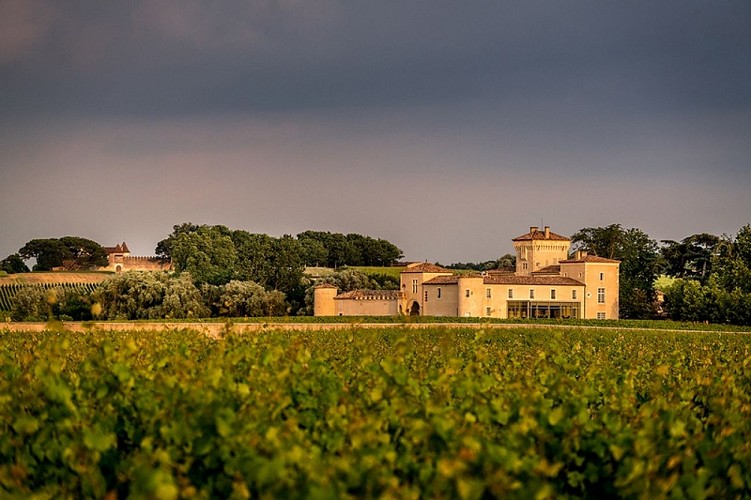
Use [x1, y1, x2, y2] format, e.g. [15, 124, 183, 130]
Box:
[512, 226, 571, 276]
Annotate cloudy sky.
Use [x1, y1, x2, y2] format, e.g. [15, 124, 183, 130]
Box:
[1, 1, 749, 264]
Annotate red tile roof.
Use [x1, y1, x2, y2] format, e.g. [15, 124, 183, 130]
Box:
[483, 275, 585, 286]
[512, 228, 569, 242]
[560, 255, 620, 264]
[334, 290, 402, 300]
[400, 263, 452, 274]
[424, 275, 584, 286]
[532, 265, 561, 274]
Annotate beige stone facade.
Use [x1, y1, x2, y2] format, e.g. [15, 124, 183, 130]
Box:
[314, 227, 621, 320]
[98, 242, 172, 273]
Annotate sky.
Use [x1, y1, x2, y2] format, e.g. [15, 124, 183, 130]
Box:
[1, 1, 749, 264]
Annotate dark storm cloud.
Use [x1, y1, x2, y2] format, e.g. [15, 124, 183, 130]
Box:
[1, 1, 748, 118]
[1, 1, 749, 263]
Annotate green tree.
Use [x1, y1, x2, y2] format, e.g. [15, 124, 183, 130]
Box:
[19, 238, 70, 271]
[298, 237, 329, 267]
[713, 225, 751, 294]
[660, 233, 719, 282]
[58, 236, 108, 269]
[170, 227, 237, 285]
[212, 280, 286, 317]
[18, 237, 107, 271]
[94, 271, 209, 320]
[0, 253, 29, 273]
[268, 235, 305, 293]
[155, 222, 202, 258]
[572, 224, 660, 319]
[10, 287, 49, 321]
[232, 231, 275, 286]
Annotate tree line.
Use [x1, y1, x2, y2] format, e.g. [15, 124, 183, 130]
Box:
[3, 222, 751, 325]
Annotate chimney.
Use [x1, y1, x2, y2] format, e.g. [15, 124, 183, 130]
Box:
[575, 250, 588, 260]
[530, 226, 538, 234]
[544, 226, 550, 239]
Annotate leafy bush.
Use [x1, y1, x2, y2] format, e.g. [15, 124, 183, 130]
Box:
[0, 327, 749, 497]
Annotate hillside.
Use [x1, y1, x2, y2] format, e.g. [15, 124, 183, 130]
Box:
[0, 272, 112, 285]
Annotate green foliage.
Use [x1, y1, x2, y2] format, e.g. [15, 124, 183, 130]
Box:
[297, 231, 403, 267]
[3, 283, 99, 321]
[18, 237, 107, 271]
[663, 225, 751, 326]
[446, 253, 516, 271]
[95, 271, 210, 320]
[170, 226, 238, 286]
[0, 327, 749, 497]
[0, 253, 30, 274]
[660, 233, 720, 282]
[10, 286, 49, 321]
[209, 280, 287, 317]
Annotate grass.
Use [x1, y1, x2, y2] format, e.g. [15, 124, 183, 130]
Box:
[0, 271, 113, 285]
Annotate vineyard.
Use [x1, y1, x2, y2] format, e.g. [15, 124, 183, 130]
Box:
[0, 282, 99, 311]
[1, 326, 749, 498]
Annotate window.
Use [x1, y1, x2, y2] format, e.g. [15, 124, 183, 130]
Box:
[597, 288, 605, 304]
[486, 288, 492, 299]
[486, 307, 491, 316]
[523, 262, 528, 270]
[597, 312, 606, 320]
[424, 291, 428, 302]
[599, 272, 604, 281]
[437, 287, 442, 299]
[412, 279, 418, 293]
[465, 289, 471, 298]
[572, 289, 577, 300]
[550, 289, 556, 300]
[529, 289, 535, 299]
[508, 289, 513, 299]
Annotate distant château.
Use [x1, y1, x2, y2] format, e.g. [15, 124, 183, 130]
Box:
[315, 226, 620, 320]
[99, 242, 171, 273]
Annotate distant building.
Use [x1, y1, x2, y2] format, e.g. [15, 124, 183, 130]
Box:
[99, 242, 171, 273]
[314, 226, 620, 319]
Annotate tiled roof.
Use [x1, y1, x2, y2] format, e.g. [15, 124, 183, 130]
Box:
[483, 275, 584, 286]
[532, 265, 561, 274]
[104, 242, 131, 255]
[335, 290, 402, 300]
[424, 276, 459, 285]
[401, 263, 452, 274]
[424, 275, 584, 286]
[512, 228, 570, 242]
[560, 255, 620, 264]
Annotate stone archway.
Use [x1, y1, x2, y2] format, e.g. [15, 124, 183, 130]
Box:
[409, 301, 420, 316]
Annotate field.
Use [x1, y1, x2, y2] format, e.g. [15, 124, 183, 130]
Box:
[0, 272, 111, 286]
[1, 326, 749, 498]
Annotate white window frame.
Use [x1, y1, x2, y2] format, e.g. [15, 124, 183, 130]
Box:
[572, 289, 577, 300]
[412, 279, 418, 294]
[486, 288, 491, 299]
[597, 288, 605, 304]
[597, 312, 606, 320]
